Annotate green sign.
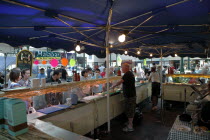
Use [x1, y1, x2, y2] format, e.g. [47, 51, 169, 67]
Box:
[35, 51, 61, 60]
[117, 56, 122, 66]
[144, 59, 147, 66]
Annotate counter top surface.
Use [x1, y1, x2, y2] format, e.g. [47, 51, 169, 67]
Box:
[28, 119, 92, 140]
[163, 83, 201, 86]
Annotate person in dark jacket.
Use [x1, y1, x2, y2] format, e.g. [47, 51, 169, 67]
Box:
[111, 63, 136, 132]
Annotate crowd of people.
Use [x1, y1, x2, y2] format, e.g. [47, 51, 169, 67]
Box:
[3, 66, 64, 89]
[1, 62, 209, 132]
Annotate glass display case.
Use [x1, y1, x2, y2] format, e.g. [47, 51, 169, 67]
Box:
[0, 76, 121, 111]
[163, 74, 209, 102]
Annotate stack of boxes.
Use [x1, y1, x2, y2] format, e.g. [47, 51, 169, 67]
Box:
[0, 97, 28, 136]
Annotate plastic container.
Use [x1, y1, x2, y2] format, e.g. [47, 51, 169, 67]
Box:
[117, 69, 121, 76]
[77, 73, 80, 81]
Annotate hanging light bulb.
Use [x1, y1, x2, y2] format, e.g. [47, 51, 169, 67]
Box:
[175, 53, 178, 57]
[118, 34, 126, 42]
[75, 41, 81, 52]
[110, 44, 113, 48]
[150, 53, 153, 57]
[137, 49, 141, 55]
[124, 50, 128, 55]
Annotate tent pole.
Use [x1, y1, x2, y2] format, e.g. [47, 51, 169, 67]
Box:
[4, 53, 7, 86]
[160, 48, 165, 125]
[106, 47, 110, 132]
[105, 4, 113, 133]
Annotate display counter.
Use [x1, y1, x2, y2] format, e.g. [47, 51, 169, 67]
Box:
[37, 83, 151, 135]
[163, 74, 210, 102]
[0, 77, 151, 138]
[163, 83, 200, 102]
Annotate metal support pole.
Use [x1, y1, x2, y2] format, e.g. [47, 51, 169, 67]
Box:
[4, 53, 7, 86]
[116, 54, 118, 66]
[83, 53, 86, 69]
[110, 53, 112, 66]
[105, 3, 113, 132]
[75, 52, 77, 72]
[187, 57, 190, 70]
[106, 47, 110, 132]
[180, 57, 184, 73]
[160, 48, 165, 125]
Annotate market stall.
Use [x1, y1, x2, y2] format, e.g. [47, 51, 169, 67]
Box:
[163, 74, 210, 102]
[0, 77, 151, 137]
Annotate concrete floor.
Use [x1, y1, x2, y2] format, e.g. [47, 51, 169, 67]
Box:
[97, 102, 184, 140]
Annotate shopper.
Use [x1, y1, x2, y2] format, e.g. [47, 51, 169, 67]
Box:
[61, 66, 68, 80]
[99, 64, 105, 73]
[46, 70, 62, 84]
[100, 68, 106, 78]
[93, 69, 102, 79]
[47, 66, 52, 79]
[0, 72, 4, 84]
[81, 69, 90, 81]
[8, 69, 22, 89]
[162, 66, 168, 83]
[37, 68, 46, 79]
[19, 69, 31, 87]
[111, 63, 136, 132]
[81, 69, 91, 95]
[148, 67, 161, 111]
[86, 68, 93, 79]
[92, 69, 102, 93]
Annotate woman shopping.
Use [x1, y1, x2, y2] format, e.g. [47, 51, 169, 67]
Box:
[148, 67, 161, 111]
[8, 68, 22, 89]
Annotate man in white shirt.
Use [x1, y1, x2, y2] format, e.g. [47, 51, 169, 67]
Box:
[148, 67, 161, 111]
[99, 65, 105, 73]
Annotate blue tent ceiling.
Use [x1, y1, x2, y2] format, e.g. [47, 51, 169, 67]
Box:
[0, 0, 210, 58]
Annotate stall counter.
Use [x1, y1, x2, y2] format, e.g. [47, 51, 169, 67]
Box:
[37, 82, 151, 135]
[163, 83, 200, 102]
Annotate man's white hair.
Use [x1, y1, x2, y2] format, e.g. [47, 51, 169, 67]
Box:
[123, 63, 130, 68]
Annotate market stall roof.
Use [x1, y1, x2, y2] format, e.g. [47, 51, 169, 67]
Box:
[0, 0, 210, 58]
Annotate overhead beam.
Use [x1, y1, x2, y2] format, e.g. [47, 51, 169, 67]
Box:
[128, 15, 155, 35]
[112, 0, 192, 26]
[115, 28, 169, 48]
[55, 17, 102, 45]
[83, 29, 105, 42]
[29, 28, 100, 40]
[43, 30, 104, 48]
[0, 26, 103, 29]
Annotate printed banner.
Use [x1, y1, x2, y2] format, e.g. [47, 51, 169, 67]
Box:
[35, 51, 61, 60]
